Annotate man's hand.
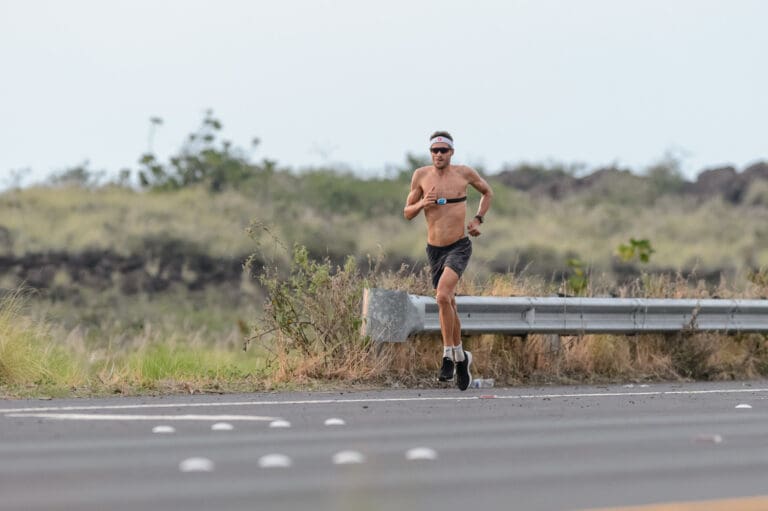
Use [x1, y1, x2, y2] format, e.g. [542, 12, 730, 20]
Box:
[467, 217, 482, 237]
[421, 186, 437, 210]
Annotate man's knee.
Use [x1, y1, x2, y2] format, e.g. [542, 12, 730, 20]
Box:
[435, 290, 453, 307]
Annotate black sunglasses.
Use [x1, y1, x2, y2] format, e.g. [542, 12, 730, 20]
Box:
[430, 147, 451, 154]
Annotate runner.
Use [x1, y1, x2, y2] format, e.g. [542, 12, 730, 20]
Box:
[403, 131, 493, 390]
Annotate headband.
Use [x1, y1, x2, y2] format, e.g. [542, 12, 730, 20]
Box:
[429, 136, 454, 148]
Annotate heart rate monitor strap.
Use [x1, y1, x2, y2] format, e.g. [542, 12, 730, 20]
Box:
[435, 196, 467, 205]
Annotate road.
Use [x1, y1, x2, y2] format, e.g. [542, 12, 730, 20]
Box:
[2, 381, 768, 511]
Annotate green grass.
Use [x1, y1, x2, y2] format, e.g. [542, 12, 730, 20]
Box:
[2, 258, 768, 398]
[0, 289, 86, 395]
[0, 286, 272, 397]
[2, 177, 768, 397]
[3, 181, 766, 281]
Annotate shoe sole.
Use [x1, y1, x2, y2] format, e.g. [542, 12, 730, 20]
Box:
[456, 351, 472, 391]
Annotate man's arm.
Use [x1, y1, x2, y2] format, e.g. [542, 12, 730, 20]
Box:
[465, 166, 493, 236]
[403, 169, 436, 220]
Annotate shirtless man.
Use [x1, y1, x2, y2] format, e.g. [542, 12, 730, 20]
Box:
[403, 131, 493, 391]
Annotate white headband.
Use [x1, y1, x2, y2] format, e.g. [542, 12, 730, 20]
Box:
[429, 136, 454, 148]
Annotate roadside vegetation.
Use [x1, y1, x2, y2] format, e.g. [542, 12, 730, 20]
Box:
[1, 113, 767, 397]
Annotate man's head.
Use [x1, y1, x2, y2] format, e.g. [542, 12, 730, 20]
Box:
[429, 131, 453, 170]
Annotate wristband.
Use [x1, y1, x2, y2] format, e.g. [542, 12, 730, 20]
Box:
[474, 214, 484, 224]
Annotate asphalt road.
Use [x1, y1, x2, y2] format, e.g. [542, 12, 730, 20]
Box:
[2, 381, 768, 511]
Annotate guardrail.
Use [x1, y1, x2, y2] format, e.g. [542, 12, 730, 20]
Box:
[361, 288, 768, 343]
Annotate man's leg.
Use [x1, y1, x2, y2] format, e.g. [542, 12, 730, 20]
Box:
[435, 267, 460, 348]
[436, 268, 459, 382]
[438, 269, 472, 391]
[451, 297, 461, 347]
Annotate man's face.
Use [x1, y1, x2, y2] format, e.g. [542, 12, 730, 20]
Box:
[430, 143, 453, 169]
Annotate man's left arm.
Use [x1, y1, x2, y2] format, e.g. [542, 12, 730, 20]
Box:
[465, 167, 493, 236]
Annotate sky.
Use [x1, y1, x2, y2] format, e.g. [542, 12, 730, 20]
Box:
[1, 0, 766, 187]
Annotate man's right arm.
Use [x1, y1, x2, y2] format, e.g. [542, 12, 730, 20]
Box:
[403, 170, 432, 220]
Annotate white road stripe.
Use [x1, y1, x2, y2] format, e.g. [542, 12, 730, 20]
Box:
[2, 387, 768, 414]
[4, 413, 277, 421]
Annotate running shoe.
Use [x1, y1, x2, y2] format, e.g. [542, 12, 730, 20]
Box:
[455, 350, 472, 391]
[438, 357, 455, 382]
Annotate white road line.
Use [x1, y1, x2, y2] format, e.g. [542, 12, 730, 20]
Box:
[1, 387, 768, 414]
[4, 413, 278, 421]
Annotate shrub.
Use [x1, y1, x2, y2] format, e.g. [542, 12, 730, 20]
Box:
[247, 244, 379, 381]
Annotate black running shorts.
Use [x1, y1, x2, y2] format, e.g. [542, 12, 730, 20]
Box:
[426, 237, 472, 289]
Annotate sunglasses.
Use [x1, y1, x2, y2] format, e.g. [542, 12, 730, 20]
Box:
[430, 147, 451, 154]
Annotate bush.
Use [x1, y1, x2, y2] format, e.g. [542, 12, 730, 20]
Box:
[247, 244, 379, 381]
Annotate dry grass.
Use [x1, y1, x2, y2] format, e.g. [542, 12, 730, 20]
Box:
[3, 262, 768, 398]
[0, 289, 87, 393]
[248, 252, 768, 389]
[2, 179, 768, 395]
[2, 184, 767, 280]
[0, 287, 271, 397]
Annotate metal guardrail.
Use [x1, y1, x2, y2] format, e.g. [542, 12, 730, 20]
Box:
[361, 288, 768, 343]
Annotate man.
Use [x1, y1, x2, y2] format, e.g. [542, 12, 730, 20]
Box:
[403, 131, 493, 391]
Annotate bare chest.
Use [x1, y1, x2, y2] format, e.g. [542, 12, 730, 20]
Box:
[420, 168, 469, 200]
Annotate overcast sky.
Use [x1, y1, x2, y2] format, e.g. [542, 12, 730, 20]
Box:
[1, 0, 766, 186]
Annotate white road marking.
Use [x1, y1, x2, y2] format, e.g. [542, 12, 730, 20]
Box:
[332, 450, 365, 465]
[269, 419, 291, 428]
[405, 447, 438, 461]
[4, 413, 277, 421]
[2, 387, 768, 414]
[179, 457, 214, 472]
[211, 422, 234, 431]
[324, 418, 346, 426]
[152, 425, 176, 434]
[258, 454, 292, 468]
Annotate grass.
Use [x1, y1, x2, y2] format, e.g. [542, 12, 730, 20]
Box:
[0, 286, 273, 398]
[2, 260, 768, 398]
[0, 289, 86, 395]
[2, 182, 767, 280]
[2, 179, 768, 398]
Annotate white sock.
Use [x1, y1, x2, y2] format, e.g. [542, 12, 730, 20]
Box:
[453, 344, 465, 362]
[443, 346, 453, 359]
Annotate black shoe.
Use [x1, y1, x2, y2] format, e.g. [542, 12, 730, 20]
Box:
[455, 351, 472, 391]
[438, 357, 455, 382]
